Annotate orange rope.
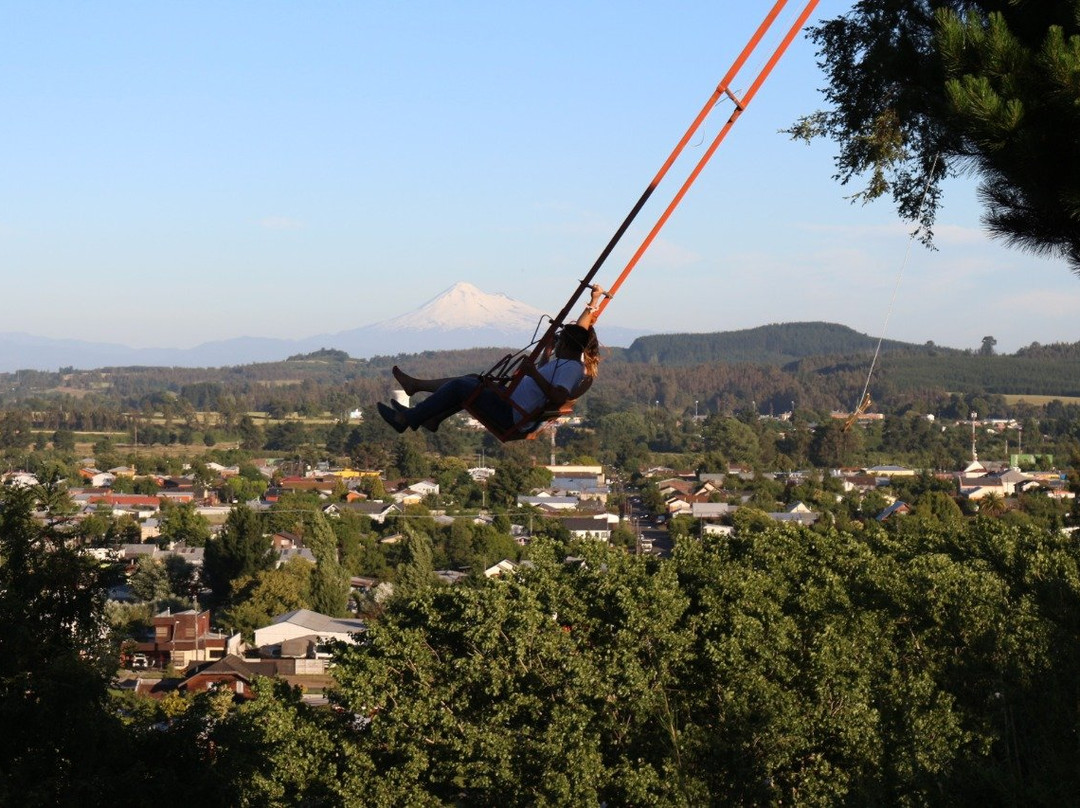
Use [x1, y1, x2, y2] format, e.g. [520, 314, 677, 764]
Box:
[594, 0, 821, 320]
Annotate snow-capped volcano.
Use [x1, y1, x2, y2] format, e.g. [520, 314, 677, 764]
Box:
[376, 282, 547, 333]
[307, 281, 650, 357]
[306, 282, 560, 357]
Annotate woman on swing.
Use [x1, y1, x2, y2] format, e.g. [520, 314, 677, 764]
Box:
[377, 285, 606, 437]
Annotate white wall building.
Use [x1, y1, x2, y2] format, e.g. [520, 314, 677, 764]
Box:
[253, 608, 366, 650]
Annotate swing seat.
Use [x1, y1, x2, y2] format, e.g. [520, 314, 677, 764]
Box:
[463, 369, 592, 443]
[466, 396, 580, 442]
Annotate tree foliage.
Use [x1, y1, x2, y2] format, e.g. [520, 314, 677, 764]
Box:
[157, 499, 211, 547]
[220, 557, 313, 639]
[202, 505, 276, 607]
[794, 0, 1080, 270]
[0, 488, 130, 805]
[325, 522, 1080, 804]
[129, 555, 172, 602]
[307, 511, 350, 617]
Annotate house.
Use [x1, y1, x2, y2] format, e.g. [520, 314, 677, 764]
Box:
[324, 500, 400, 524]
[837, 473, 889, 493]
[392, 481, 440, 506]
[691, 502, 737, 520]
[140, 517, 161, 542]
[160, 476, 196, 493]
[727, 464, 757, 481]
[665, 496, 692, 515]
[517, 494, 579, 511]
[876, 501, 912, 521]
[864, 465, 916, 478]
[435, 569, 469, 585]
[178, 654, 261, 698]
[84, 493, 162, 517]
[561, 517, 612, 542]
[167, 543, 205, 566]
[643, 466, 675, 478]
[484, 559, 519, 578]
[120, 543, 159, 562]
[694, 479, 724, 497]
[3, 471, 40, 488]
[137, 608, 240, 671]
[158, 490, 196, 506]
[957, 471, 1007, 500]
[205, 462, 241, 477]
[277, 476, 338, 496]
[408, 479, 440, 497]
[993, 468, 1031, 496]
[253, 608, 366, 654]
[765, 510, 821, 526]
[271, 530, 303, 550]
[277, 547, 316, 565]
[350, 575, 379, 592]
[545, 464, 605, 483]
[658, 478, 695, 497]
[550, 477, 610, 503]
[119, 543, 205, 567]
[78, 468, 116, 487]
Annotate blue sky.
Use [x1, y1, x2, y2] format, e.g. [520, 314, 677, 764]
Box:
[2, 1, 1077, 354]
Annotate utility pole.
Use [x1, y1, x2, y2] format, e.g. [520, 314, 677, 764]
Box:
[972, 412, 978, 462]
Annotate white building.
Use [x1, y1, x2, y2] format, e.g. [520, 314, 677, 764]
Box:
[253, 608, 366, 651]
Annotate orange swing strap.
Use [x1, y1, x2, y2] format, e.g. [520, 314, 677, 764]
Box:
[466, 0, 820, 441]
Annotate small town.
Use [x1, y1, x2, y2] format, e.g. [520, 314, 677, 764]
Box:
[7, 382, 1080, 803]
[9, 0, 1080, 804]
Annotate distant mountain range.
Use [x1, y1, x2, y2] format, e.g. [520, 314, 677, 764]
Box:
[0, 282, 653, 373]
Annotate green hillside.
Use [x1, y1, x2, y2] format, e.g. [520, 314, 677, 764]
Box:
[617, 322, 931, 366]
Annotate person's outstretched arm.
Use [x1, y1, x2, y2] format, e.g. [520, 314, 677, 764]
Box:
[575, 285, 608, 330]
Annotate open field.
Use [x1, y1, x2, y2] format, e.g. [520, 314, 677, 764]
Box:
[1002, 394, 1080, 406]
[72, 441, 242, 459]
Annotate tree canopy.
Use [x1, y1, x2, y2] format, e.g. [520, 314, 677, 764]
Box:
[792, 0, 1080, 271]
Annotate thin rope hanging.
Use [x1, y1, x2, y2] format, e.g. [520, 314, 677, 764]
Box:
[846, 152, 942, 430]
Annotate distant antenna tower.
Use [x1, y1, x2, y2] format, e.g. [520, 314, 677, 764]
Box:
[970, 411, 978, 462]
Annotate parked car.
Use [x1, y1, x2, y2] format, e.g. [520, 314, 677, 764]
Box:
[131, 653, 150, 670]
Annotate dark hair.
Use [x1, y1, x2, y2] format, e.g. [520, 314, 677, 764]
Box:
[560, 324, 591, 352]
[560, 324, 601, 377]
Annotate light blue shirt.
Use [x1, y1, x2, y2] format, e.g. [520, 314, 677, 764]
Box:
[510, 358, 585, 426]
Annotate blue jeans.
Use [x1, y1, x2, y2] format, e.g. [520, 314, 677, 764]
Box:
[407, 375, 515, 432]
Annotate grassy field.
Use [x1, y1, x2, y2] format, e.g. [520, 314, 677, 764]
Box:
[1002, 394, 1080, 406]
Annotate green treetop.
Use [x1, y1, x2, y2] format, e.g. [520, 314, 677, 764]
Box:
[793, 0, 1080, 270]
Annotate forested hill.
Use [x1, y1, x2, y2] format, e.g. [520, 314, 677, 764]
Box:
[617, 322, 934, 366]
